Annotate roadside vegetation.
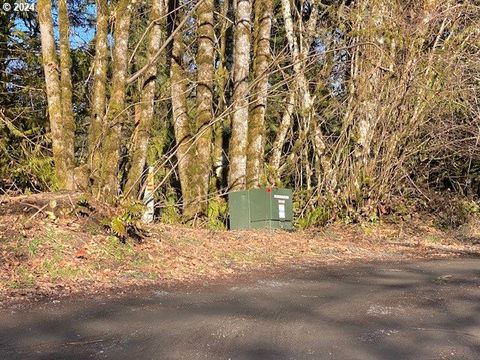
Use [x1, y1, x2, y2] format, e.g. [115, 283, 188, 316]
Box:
[1, 193, 479, 304]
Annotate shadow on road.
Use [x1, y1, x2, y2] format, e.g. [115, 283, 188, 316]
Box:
[1, 259, 480, 359]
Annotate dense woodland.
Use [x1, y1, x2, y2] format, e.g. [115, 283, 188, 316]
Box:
[0, 0, 479, 227]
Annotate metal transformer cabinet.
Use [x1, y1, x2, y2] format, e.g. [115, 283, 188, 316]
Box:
[228, 188, 293, 230]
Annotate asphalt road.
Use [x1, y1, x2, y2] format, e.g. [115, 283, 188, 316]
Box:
[1, 259, 480, 359]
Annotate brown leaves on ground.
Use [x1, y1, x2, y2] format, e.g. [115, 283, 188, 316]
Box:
[0, 195, 479, 306]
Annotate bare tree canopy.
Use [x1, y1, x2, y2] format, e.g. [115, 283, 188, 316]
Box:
[0, 0, 479, 226]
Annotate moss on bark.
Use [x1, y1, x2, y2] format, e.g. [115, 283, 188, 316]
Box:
[88, 0, 109, 192]
[125, 0, 166, 199]
[171, 11, 197, 218]
[58, 0, 75, 178]
[95, 0, 132, 203]
[193, 0, 215, 213]
[38, 0, 75, 190]
[247, 0, 273, 189]
[228, 0, 252, 191]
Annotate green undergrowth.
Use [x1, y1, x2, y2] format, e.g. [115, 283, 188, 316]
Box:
[207, 197, 228, 230]
[2, 225, 155, 290]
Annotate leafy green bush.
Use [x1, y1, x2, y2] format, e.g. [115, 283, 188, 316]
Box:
[105, 202, 146, 242]
[208, 197, 228, 230]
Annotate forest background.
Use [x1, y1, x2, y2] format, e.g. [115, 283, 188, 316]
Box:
[1, 0, 479, 230]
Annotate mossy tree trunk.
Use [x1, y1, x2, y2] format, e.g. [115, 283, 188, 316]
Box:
[170, 6, 196, 217]
[125, 0, 166, 199]
[0, 15, 9, 96]
[269, 90, 294, 181]
[193, 0, 215, 214]
[228, 0, 252, 191]
[38, 0, 75, 190]
[213, 0, 231, 187]
[280, 0, 326, 191]
[352, 1, 387, 168]
[246, 0, 273, 189]
[88, 0, 109, 190]
[95, 0, 132, 202]
[58, 0, 75, 175]
[280, 0, 311, 189]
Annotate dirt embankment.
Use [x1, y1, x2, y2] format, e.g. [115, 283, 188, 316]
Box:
[1, 192, 479, 306]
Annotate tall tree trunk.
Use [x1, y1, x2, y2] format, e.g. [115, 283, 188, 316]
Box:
[89, 0, 109, 188]
[58, 0, 75, 174]
[246, 0, 273, 188]
[170, 6, 196, 217]
[96, 0, 132, 202]
[38, 0, 75, 189]
[353, 1, 385, 167]
[228, 0, 252, 191]
[0, 15, 9, 100]
[280, 0, 317, 124]
[281, 0, 326, 190]
[194, 0, 215, 213]
[213, 0, 231, 186]
[269, 90, 294, 179]
[125, 0, 166, 198]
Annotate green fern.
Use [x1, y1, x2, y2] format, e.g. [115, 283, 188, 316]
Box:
[207, 197, 228, 230]
[106, 202, 146, 242]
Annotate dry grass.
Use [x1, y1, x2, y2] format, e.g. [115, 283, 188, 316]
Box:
[1, 198, 479, 307]
[1, 192, 479, 305]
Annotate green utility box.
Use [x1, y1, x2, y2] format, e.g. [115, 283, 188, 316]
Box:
[229, 188, 293, 230]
